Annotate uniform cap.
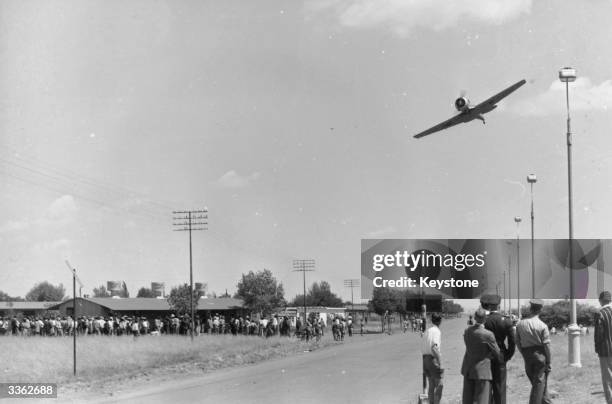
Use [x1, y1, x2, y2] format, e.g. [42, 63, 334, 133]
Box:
[529, 299, 544, 307]
[480, 294, 501, 305]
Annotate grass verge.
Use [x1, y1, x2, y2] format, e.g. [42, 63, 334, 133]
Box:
[0, 335, 336, 397]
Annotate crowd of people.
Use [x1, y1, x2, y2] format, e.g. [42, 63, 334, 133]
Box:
[0, 315, 180, 337]
[0, 312, 359, 341]
[420, 291, 612, 404]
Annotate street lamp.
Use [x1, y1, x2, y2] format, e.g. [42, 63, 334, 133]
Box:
[514, 216, 522, 318]
[527, 174, 537, 299]
[559, 66, 581, 367]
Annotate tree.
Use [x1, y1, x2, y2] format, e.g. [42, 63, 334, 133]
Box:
[368, 287, 398, 316]
[0, 290, 24, 301]
[538, 300, 599, 328]
[235, 269, 285, 316]
[291, 281, 344, 307]
[167, 284, 203, 316]
[25, 281, 65, 302]
[92, 285, 109, 297]
[442, 299, 464, 316]
[137, 287, 156, 298]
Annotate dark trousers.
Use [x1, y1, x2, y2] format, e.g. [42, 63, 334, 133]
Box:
[462, 377, 491, 404]
[522, 346, 552, 404]
[423, 355, 443, 404]
[491, 362, 507, 404]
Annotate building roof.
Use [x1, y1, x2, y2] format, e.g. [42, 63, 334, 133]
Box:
[85, 297, 171, 311]
[197, 297, 243, 310]
[0, 301, 62, 310]
[49, 297, 244, 312]
[349, 304, 370, 311]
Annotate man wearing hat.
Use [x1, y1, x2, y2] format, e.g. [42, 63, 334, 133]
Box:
[461, 308, 502, 404]
[481, 294, 515, 404]
[515, 299, 552, 404]
[595, 290, 612, 403]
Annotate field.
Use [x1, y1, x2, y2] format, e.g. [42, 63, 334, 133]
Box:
[0, 333, 336, 398]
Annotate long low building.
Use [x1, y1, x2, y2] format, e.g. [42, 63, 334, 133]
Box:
[0, 301, 61, 317]
[47, 297, 245, 318]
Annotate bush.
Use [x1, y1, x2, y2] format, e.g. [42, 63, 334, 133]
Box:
[538, 300, 598, 328]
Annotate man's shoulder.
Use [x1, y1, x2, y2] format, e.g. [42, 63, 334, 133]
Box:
[485, 312, 508, 326]
[477, 326, 496, 339]
[466, 325, 492, 339]
[601, 306, 612, 315]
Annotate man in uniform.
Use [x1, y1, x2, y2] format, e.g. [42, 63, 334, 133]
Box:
[481, 294, 515, 404]
[595, 290, 612, 403]
[515, 299, 552, 404]
[461, 308, 502, 404]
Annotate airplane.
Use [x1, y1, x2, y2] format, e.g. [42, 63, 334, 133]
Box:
[413, 79, 526, 139]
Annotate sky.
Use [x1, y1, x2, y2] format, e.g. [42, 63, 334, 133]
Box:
[1, 0, 612, 303]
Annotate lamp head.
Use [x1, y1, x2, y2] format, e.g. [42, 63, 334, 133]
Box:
[527, 173, 537, 183]
[559, 67, 577, 83]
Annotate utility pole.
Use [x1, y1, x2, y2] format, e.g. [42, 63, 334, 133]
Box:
[506, 240, 512, 316]
[559, 66, 581, 367]
[515, 217, 522, 318]
[65, 261, 83, 376]
[503, 271, 507, 314]
[344, 279, 360, 317]
[173, 209, 208, 341]
[527, 174, 537, 299]
[293, 259, 315, 324]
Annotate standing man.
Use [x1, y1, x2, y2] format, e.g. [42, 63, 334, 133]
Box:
[595, 290, 612, 403]
[461, 308, 502, 404]
[515, 299, 552, 404]
[421, 313, 444, 404]
[481, 294, 516, 404]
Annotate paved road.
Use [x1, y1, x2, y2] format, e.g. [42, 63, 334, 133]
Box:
[88, 328, 466, 404]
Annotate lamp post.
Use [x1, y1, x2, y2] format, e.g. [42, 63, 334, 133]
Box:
[559, 66, 581, 367]
[527, 174, 537, 299]
[506, 240, 512, 316]
[503, 270, 507, 314]
[514, 216, 522, 318]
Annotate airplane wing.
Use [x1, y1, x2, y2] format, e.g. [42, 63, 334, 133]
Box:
[413, 113, 471, 139]
[471, 79, 526, 114]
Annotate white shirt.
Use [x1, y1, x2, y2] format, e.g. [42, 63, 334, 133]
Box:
[421, 325, 441, 355]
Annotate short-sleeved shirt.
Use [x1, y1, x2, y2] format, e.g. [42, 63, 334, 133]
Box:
[515, 315, 550, 348]
[421, 325, 441, 355]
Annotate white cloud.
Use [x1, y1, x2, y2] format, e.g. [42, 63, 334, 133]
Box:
[45, 195, 77, 221]
[510, 77, 612, 116]
[216, 170, 261, 189]
[364, 225, 396, 238]
[0, 219, 30, 233]
[32, 238, 71, 255]
[307, 0, 532, 36]
[0, 195, 77, 233]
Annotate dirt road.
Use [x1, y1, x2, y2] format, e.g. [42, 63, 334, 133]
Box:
[89, 329, 466, 404]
